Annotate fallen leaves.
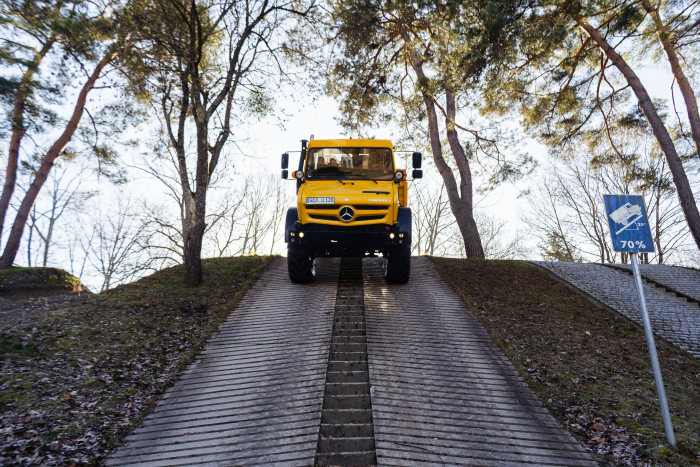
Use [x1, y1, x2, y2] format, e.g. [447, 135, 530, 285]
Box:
[565, 405, 643, 464]
[0, 256, 272, 465]
[433, 257, 700, 466]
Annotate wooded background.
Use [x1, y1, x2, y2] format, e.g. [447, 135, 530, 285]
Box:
[0, 0, 697, 289]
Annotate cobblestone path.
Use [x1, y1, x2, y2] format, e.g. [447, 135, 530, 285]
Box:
[606, 263, 700, 303]
[533, 261, 700, 359]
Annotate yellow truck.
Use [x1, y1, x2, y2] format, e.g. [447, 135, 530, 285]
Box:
[281, 138, 422, 283]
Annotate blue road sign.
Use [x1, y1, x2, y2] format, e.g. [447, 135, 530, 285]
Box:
[604, 194, 655, 253]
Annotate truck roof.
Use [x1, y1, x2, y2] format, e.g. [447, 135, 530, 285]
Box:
[307, 139, 393, 149]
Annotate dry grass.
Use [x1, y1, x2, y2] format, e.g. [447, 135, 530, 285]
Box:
[433, 257, 699, 466]
[0, 256, 274, 465]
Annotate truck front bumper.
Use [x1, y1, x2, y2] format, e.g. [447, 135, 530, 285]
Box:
[286, 223, 410, 257]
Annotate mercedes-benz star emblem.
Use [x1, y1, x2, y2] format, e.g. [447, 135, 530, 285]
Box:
[339, 206, 354, 222]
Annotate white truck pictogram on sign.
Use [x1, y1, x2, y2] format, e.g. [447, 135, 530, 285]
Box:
[609, 202, 643, 234]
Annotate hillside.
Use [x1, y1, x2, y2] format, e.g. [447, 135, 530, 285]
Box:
[0, 267, 89, 295]
[433, 258, 699, 465]
[0, 256, 697, 465]
[0, 256, 274, 464]
[0, 267, 91, 330]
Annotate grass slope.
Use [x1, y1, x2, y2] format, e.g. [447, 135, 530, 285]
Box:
[433, 258, 699, 466]
[0, 267, 86, 294]
[0, 255, 274, 465]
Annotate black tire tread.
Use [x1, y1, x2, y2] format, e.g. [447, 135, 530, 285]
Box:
[288, 245, 314, 283]
[385, 244, 411, 284]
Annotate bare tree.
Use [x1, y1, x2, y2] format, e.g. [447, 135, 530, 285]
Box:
[475, 213, 528, 260]
[268, 179, 290, 255]
[236, 175, 288, 256]
[132, 0, 313, 284]
[88, 198, 149, 291]
[139, 202, 184, 265]
[412, 182, 455, 256]
[26, 163, 92, 266]
[523, 178, 583, 262]
[526, 152, 693, 265]
[209, 185, 249, 257]
[135, 138, 239, 264]
[557, 162, 618, 263]
[67, 227, 94, 286]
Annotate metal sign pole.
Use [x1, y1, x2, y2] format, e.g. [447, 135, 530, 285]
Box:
[630, 252, 676, 447]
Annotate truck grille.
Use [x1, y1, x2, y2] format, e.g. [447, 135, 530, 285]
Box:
[309, 214, 339, 221]
[306, 204, 389, 211]
[306, 205, 390, 223]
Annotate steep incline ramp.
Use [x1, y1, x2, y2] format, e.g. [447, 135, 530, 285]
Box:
[107, 259, 339, 466]
[363, 257, 595, 466]
[534, 261, 699, 359]
[608, 262, 700, 303]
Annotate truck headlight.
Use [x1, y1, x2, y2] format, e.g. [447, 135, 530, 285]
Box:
[394, 171, 404, 180]
[294, 171, 304, 180]
[299, 232, 304, 238]
[389, 233, 395, 239]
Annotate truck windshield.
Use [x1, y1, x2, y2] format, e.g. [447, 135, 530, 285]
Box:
[305, 147, 394, 180]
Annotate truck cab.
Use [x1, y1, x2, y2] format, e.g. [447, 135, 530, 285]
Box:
[281, 138, 422, 283]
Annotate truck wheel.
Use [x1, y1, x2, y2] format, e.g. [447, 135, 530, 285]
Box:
[287, 245, 315, 283]
[384, 243, 411, 284]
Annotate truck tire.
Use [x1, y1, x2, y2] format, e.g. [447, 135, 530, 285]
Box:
[287, 245, 315, 283]
[384, 243, 411, 284]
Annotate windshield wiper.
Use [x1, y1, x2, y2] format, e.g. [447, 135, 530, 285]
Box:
[337, 179, 354, 185]
[341, 175, 380, 183]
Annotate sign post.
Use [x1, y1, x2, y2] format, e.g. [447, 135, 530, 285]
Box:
[603, 194, 675, 447]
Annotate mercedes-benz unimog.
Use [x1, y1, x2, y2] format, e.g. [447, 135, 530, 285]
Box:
[281, 138, 422, 284]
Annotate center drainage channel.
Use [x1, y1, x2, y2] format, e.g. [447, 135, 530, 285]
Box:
[315, 257, 377, 466]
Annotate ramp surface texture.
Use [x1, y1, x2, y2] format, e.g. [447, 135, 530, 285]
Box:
[108, 258, 339, 466]
[606, 263, 700, 303]
[109, 257, 594, 466]
[534, 261, 700, 359]
[363, 258, 595, 466]
[316, 258, 377, 465]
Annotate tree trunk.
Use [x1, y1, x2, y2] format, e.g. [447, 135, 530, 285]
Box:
[0, 36, 56, 246]
[43, 217, 55, 266]
[444, 87, 485, 258]
[641, 0, 700, 156]
[182, 90, 210, 285]
[405, 42, 485, 258]
[27, 207, 35, 267]
[183, 216, 204, 285]
[0, 51, 115, 268]
[580, 21, 700, 250]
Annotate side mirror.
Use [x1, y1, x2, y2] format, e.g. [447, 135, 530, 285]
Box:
[412, 152, 422, 169]
[281, 153, 289, 169]
[281, 169, 288, 179]
[412, 169, 423, 179]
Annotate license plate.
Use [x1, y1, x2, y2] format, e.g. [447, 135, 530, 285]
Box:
[306, 197, 334, 205]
